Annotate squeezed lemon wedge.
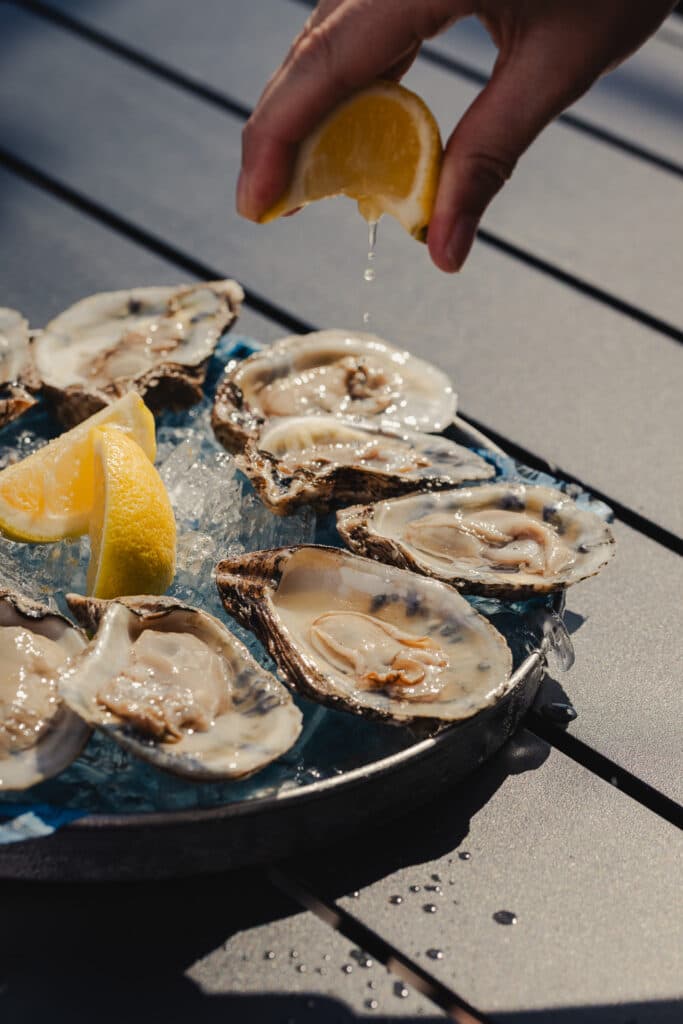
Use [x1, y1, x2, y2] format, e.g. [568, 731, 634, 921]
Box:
[0, 393, 156, 543]
[260, 81, 443, 240]
[87, 426, 176, 599]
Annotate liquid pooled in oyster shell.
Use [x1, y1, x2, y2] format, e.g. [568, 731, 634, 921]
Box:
[255, 355, 401, 419]
[0, 626, 67, 757]
[265, 419, 431, 476]
[405, 509, 575, 576]
[97, 630, 232, 742]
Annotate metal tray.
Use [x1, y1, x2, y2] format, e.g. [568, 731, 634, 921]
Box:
[0, 361, 569, 880]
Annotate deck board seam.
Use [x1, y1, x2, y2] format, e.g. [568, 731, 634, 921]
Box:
[7, 0, 683, 345]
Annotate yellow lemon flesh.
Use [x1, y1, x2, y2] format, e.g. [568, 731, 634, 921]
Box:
[261, 82, 443, 240]
[87, 427, 176, 599]
[0, 393, 156, 543]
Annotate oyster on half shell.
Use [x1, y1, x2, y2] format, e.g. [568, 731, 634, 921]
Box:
[236, 415, 494, 514]
[216, 546, 512, 729]
[0, 307, 38, 428]
[0, 590, 90, 790]
[33, 281, 244, 426]
[62, 595, 302, 781]
[212, 329, 456, 452]
[337, 483, 616, 599]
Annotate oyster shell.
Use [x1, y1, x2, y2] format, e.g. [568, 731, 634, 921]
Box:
[337, 483, 616, 599]
[0, 589, 90, 790]
[0, 307, 38, 428]
[32, 281, 244, 426]
[235, 415, 494, 514]
[62, 595, 302, 780]
[212, 329, 456, 452]
[216, 546, 512, 729]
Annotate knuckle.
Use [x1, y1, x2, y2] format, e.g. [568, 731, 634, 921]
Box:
[466, 151, 516, 194]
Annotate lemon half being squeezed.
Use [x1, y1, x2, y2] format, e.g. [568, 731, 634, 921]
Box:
[260, 82, 443, 241]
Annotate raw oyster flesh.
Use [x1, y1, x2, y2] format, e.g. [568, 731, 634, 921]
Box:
[0, 307, 38, 428]
[32, 280, 244, 426]
[62, 595, 303, 780]
[235, 415, 494, 514]
[216, 546, 512, 729]
[212, 329, 456, 451]
[0, 589, 90, 790]
[337, 483, 616, 599]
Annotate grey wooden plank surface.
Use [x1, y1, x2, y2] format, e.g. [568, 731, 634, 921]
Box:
[1, 101, 681, 803]
[39, 0, 683, 327]
[431, 14, 683, 167]
[292, 731, 683, 1023]
[1, 5, 681, 537]
[0, 869, 443, 1022]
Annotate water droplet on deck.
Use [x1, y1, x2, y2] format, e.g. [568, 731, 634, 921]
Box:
[423, 904, 438, 914]
[349, 890, 360, 899]
[263, 950, 276, 961]
[341, 964, 353, 975]
[322, 954, 331, 962]
[365, 999, 379, 1010]
[426, 948, 444, 960]
[493, 910, 518, 926]
[540, 701, 577, 725]
[425, 884, 442, 894]
[394, 982, 409, 999]
[409, 884, 422, 893]
[458, 851, 471, 861]
[296, 963, 307, 974]
[389, 894, 403, 905]
[431, 873, 441, 882]
[290, 949, 299, 959]
[367, 980, 376, 990]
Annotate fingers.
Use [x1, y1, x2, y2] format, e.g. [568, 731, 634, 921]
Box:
[237, 0, 474, 221]
[427, 39, 602, 273]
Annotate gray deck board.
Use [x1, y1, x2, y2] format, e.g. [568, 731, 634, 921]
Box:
[1, 5, 681, 537]
[0, 870, 443, 1021]
[40, 0, 683, 327]
[292, 732, 683, 1022]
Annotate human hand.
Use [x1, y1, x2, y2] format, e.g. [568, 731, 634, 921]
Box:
[237, 0, 674, 272]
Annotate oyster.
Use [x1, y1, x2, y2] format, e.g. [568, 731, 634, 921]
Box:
[216, 546, 512, 729]
[337, 483, 616, 599]
[0, 307, 38, 428]
[0, 590, 90, 790]
[62, 595, 302, 780]
[212, 329, 456, 452]
[235, 415, 494, 514]
[32, 280, 244, 426]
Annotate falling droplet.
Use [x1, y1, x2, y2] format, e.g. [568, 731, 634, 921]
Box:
[426, 948, 444, 960]
[540, 701, 577, 724]
[362, 311, 371, 324]
[263, 950, 276, 961]
[394, 982, 409, 999]
[409, 884, 422, 893]
[493, 910, 518, 926]
[364, 267, 376, 283]
[423, 904, 438, 914]
[458, 851, 471, 861]
[389, 895, 403, 905]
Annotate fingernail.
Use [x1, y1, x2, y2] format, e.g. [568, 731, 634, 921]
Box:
[446, 215, 479, 271]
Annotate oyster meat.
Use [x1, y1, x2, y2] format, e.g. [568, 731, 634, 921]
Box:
[337, 483, 616, 598]
[235, 415, 494, 514]
[216, 546, 512, 728]
[62, 595, 302, 780]
[0, 307, 38, 428]
[32, 280, 244, 426]
[212, 329, 456, 451]
[0, 590, 90, 790]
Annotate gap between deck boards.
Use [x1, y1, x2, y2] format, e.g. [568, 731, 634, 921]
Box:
[9, 0, 683, 348]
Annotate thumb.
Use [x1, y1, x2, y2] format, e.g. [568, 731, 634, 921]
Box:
[427, 47, 596, 273]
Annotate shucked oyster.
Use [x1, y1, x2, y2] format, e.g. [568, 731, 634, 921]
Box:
[0, 307, 38, 428]
[216, 546, 512, 729]
[0, 590, 90, 791]
[33, 281, 244, 426]
[62, 595, 302, 780]
[237, 415, 494, 514]
[212, 329, 456, 452]
[338, 483, 616, 599]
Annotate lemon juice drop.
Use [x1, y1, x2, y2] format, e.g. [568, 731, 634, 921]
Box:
[362, 219, 378, 326]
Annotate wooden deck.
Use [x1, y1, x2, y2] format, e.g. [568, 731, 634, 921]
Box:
[1, 2, 681, 1021]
